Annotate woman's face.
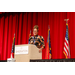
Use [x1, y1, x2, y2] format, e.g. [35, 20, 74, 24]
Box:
[33, 28, 38, 36]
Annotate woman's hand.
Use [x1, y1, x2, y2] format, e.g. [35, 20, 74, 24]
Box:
[39, 48, 42, 53]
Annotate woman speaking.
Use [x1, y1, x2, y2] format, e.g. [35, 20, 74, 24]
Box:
[28, 25, 45, 52]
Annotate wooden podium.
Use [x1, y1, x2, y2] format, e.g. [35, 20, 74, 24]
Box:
[14, 44, 42, 62]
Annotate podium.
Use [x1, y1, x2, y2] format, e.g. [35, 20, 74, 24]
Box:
[14, 44, 42, 62]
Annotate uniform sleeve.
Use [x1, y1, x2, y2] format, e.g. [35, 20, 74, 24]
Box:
[28, 37, 31, 44]
[40, 36, 45, 49]
[28, 36, 34, 44]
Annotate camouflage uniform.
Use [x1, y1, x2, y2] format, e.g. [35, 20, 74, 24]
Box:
[28, 35, 45, 48]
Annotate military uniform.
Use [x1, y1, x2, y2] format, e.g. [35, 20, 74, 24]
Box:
[28, 35, 45, 48]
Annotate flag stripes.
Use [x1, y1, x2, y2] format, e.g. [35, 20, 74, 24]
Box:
[63, 22, 70, 59]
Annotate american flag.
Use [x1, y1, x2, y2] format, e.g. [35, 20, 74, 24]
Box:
[63, 22, 70, 59]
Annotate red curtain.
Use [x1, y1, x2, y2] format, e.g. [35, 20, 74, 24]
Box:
[67, 12, 75, 58]
[0, 12, 75, 60]
[0, 12, 5, 14]
[49, 12, 67, 59]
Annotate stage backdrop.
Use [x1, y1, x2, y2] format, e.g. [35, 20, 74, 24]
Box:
[0, 12, 75, 60]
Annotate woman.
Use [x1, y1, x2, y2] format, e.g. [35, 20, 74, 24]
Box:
[28, 25, 45, 52]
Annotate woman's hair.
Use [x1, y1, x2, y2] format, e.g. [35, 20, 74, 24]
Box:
[33, 25, 39, 31]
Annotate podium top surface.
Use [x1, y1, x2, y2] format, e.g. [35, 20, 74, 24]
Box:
[15, 44, 40, 50]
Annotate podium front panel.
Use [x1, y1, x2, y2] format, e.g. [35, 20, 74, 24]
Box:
[15, 44, 42, 62]
[30, 45, 42, 59]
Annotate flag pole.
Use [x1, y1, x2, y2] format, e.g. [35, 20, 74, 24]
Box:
[64, 19, 69, 21]
[64, 19, 69, 24]
[30, 30, 31, 35]
[14, 33, 15, 38]
[48, 25, 49, 29]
